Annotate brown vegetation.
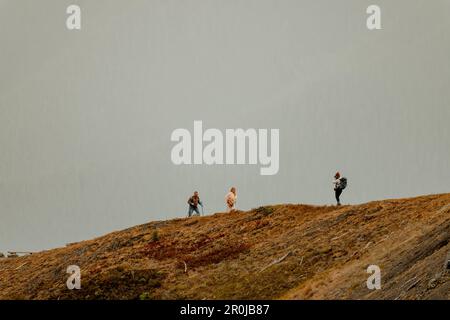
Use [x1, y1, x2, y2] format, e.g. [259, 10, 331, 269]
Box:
[0, 194, 449, 300]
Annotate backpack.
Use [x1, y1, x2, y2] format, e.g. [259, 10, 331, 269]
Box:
[339, 177, 347, 190]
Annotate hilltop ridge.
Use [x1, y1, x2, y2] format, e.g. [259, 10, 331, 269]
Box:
[0, 193, 449, 300]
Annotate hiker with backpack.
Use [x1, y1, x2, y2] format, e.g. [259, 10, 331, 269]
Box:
[187, 191, 203, 217]
[333, 172, 347, 206]
[225, 187, 237, 212]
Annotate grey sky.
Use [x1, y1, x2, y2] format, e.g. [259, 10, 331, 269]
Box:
[1, 0, 449, 253]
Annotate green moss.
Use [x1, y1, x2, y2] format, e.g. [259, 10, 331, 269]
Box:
[151, 230, 160, 242]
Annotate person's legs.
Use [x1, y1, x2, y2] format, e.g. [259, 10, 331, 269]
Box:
[193, 207, 200, 216]
[335, 188, 342, 205]
[188, 206, 194, 217]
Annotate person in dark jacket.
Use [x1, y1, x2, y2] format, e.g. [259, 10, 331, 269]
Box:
[187, 191, 203, 217]
[333, 172, 344, 206]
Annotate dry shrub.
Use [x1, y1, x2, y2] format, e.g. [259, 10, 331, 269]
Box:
[62, 267, 164, 300]
[142, 233, 226, 260]
[180, 241, 251, 269]
[253, 206, 275, 216]
[240, 219, 270, 233]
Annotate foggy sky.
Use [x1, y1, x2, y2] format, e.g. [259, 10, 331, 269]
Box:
[1, 0, 449, 253]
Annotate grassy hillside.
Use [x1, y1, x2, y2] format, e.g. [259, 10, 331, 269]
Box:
[0, 193, 449, 300]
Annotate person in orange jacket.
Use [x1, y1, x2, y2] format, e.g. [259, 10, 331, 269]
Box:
[225, 187, 237, 212]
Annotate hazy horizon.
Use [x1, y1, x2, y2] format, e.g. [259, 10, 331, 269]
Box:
[1, 0, 450, 253]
